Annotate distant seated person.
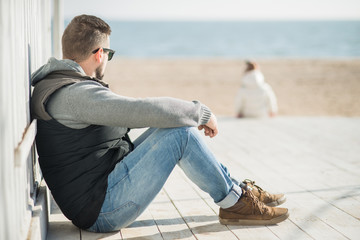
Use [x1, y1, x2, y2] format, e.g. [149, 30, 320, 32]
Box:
[235, 61, 278, 118]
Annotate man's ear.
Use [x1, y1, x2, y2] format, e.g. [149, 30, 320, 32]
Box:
[94, 48, 104, 63]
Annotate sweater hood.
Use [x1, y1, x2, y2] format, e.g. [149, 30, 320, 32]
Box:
[242, 70, 265, 89]
[31, 57, 85, 86]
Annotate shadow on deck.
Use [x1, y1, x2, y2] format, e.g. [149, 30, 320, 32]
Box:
[47, 117, 360, 240]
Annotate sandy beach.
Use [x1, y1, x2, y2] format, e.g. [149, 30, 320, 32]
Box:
[104, 58, 360, 117]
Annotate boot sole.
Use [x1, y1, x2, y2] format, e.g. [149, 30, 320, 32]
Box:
[219, 212, 289, 226]
[266, 196, 287, 207]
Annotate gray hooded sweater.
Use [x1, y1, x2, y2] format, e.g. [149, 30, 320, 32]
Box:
[32, 57, 211, 129]
[31, 57, 211, 229]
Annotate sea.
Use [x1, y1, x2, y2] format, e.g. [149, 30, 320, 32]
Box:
[67, 20, 360, 58]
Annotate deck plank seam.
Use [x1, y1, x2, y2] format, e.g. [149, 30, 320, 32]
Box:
[162, 188, 198, 240]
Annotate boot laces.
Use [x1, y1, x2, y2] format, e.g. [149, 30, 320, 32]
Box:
[243, 179, 264, 192]
[243, 179, 268, 198]
[245, 189, 269, 215]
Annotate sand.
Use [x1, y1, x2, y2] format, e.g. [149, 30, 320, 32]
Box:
[104, 58, 360, 117]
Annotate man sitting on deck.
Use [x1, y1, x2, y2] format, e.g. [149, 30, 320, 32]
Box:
[31, 14, 289, 232]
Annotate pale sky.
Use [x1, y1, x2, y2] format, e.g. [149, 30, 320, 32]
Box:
[64, 0, 360, 20]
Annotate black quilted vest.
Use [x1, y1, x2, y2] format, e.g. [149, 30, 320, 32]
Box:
[31, 71, 133, 229]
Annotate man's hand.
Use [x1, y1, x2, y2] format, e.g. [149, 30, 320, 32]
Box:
[198, 114, 218, 138]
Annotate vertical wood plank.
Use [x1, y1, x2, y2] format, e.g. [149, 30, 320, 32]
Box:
[148, 190, 196, 240]
[164, 168, 239, 240]
[120, 209, 163, 240]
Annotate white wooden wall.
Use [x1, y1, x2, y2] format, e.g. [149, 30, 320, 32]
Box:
[0, 0, 60, 239]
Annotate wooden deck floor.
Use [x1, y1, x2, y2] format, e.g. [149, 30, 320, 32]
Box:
[47, 117, 360, 240]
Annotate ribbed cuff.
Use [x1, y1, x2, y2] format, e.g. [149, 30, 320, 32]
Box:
[216, 184, 242, 209]
[199, 104, 212, 125]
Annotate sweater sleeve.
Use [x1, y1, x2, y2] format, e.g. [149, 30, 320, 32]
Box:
[48, 80, 211, 129]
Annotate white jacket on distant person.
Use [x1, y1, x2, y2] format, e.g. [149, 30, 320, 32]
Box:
[235, 70, 278, 118]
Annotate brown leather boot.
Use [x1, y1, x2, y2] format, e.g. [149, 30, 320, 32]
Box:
[242, 179, 286, 207]
[219, 189, 289, 225]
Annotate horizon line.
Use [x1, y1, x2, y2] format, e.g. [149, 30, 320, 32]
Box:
[64, 17, 360, 22]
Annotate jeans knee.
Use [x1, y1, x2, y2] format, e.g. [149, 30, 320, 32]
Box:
[159, 127, 198, 152]
[144, 127, 200, 159]
[177, 126, 201, 142]
[184, 126, 202, 140]
[159, 126, 196, 137]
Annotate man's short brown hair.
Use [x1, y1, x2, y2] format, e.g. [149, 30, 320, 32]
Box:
[62, 15, 111, 62]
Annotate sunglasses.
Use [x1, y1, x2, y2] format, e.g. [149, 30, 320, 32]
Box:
[92, 47, 115, 61]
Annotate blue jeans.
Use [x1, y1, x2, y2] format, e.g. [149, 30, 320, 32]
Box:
[87, 127, 242, 232]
